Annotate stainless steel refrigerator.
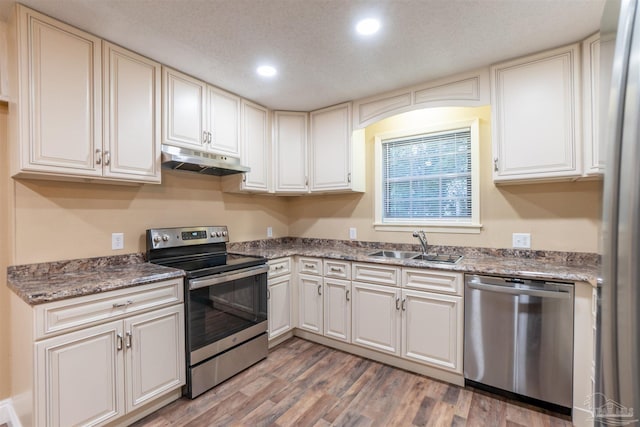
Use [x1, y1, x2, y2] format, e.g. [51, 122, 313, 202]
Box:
[597, 0, 640, 425]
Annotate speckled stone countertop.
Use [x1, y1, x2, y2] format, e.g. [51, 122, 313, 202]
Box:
[7, 253, 184, 305]
[229, 238, 600, 285]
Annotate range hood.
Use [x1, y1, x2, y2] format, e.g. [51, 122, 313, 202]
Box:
[161, 144, 250, 176]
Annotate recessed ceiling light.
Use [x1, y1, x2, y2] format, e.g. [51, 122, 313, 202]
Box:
[356, 18, 381, 36]
[256, 65, 277, 77]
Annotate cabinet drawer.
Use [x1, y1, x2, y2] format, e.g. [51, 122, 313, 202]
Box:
[268, 257, 291, 278]
[352, 263, 400, 287]
[402, 269, 463, 295]
[298, 257, 323, 275]
[35, 279, 183, 339]
[324, 260, 351, 279]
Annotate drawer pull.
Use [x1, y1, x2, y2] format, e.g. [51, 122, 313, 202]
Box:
[126, 331, 132, 349]
[305, 264, 315, 269]
[117, 333, 123, 351]
[112, 300, 133, 308]
[330, 267, 341, 272]
[274, 265, 284, 270]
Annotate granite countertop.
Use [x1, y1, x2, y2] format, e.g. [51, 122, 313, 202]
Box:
[228, 238, 600, 285]
[7, 254, 184, 305]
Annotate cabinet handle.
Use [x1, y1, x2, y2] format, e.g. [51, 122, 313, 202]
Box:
[305, 177, 309, 186]
[493, 157, 499, 172]
[395, 297, 400, 310]
[347, 172, 351, 183]
[104, 150, 111, 166]
[126, 331, 132, 349]
[117, 333, 123, 351]
[401, 298, 406, 311]
[95, 149, 102, 165]
[330, 267, 341, 272]
[242, 174, 247, 182]
[275, 265, 284, 270]
[305, 264, 314, 269]
[317, 284, 322, 296]
[208, 131, 214, 145]
[203, 131, 208, 144]
[346, 290, 350, 301]
[266, 289, 271, 300]
[112, 300, 133, 308]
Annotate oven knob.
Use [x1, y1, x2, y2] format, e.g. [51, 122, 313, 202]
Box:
[222, 231, 228, 237]
[210, 232, 216, 238]
[216, 231, 222, 237]
[162, 234, 170, 242]
[153, 235, 161, 243]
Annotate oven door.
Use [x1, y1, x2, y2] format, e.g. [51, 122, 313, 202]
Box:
[186, 264, 268, 365]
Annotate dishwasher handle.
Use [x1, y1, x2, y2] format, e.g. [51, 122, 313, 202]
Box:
[467, 280, 572, 299]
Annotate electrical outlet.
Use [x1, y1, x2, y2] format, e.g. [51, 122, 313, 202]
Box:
[349, 227, 357, 240]
[112, 233, 124, 250]
[512, 233, 531, 249]
[267, 227, 273, 238]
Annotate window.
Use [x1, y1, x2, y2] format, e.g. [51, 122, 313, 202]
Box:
[374, 119, 481, 233]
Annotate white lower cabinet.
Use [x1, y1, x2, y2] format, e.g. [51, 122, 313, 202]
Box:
[351, 281, 401, 355]
[36, 304, 184, 426]
[268, 274, 293, 339]
[298, 274, 324, 334]
[323, 278, 351, 342]
[401, 290, 463, 373]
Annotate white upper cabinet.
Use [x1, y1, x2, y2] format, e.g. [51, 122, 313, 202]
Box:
[309, 102, 364, 192]
[222, 100, 270, 193]
[207, 85, 241, 156]
[9, 5, 160, 184]
[10, 5, 103, 178]
[162, 66, 240, 157]
[491, 43, 582, 183]
[583, 33, 606, 176]
[103, 42, 161, 183]
[162, 67, 206, 149]
[273, 111, 309, 193]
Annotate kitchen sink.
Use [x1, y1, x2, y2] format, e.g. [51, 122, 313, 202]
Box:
[367, 250, 463, 264]
[367, 250, 421, 259]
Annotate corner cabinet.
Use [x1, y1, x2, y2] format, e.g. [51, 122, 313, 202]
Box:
[11, 279, 185, 427]
[490, 43, 582, 183]
[162, 66, 241, 157]
[309, 103, 365, 192]
[8, 5, 161, 184]
[222, 100, 271, 193]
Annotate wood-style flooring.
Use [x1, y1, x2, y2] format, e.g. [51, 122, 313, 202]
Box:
[133, 338, 571, 427]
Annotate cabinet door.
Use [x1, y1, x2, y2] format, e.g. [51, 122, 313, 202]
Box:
[273, 111, 308, 193]
[36, 320, 124, 427]
[103, 42, 161, 183]
[402, 290, 463, 373]
[309, 103, 352, 191]
[351, 282, 400, 355]
[242, 100, 270, 190]
[491, 44, 581, 182]
[208, 85, 241, 156]
[323, 278, 351, 342]
[268, 274, 292, 339]
[18, 6, 102, 176]
[162, 66, 206, 149]
[124, 305, 185, 412]
[298, 274, 323, 334]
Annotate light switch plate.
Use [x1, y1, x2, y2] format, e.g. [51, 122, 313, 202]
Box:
[267, 227, 273, 238]
[512, 233, 531, 249]
[112, 233, 124, 250]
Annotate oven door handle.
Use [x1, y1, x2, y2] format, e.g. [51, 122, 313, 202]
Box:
[188, 264, 269, 290]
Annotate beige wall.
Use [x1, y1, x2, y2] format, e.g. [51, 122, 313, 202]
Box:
[289, 106, 603, 253]
[13, 172, 291, 264]
[1, 104, 11, 400]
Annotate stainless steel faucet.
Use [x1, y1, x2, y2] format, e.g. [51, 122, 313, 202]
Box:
[412, 230, 429, 254]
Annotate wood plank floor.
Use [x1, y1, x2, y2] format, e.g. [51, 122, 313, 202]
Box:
[133, 338, 572, 427]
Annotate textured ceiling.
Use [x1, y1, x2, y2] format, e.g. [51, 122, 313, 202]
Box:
[0, 0, 605, 111]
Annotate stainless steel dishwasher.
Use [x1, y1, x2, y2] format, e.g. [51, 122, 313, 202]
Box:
[464, 274, 574, 414]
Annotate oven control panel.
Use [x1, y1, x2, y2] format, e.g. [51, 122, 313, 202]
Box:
[146, 226, 229, 249]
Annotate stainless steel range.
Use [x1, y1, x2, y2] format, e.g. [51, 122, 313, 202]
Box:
[146, 226, 268, 398]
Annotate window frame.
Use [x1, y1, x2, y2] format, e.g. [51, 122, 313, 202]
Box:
[373, 118, 482, 234]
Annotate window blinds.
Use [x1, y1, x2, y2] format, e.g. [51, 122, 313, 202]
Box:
[382, 128, 472, 222]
